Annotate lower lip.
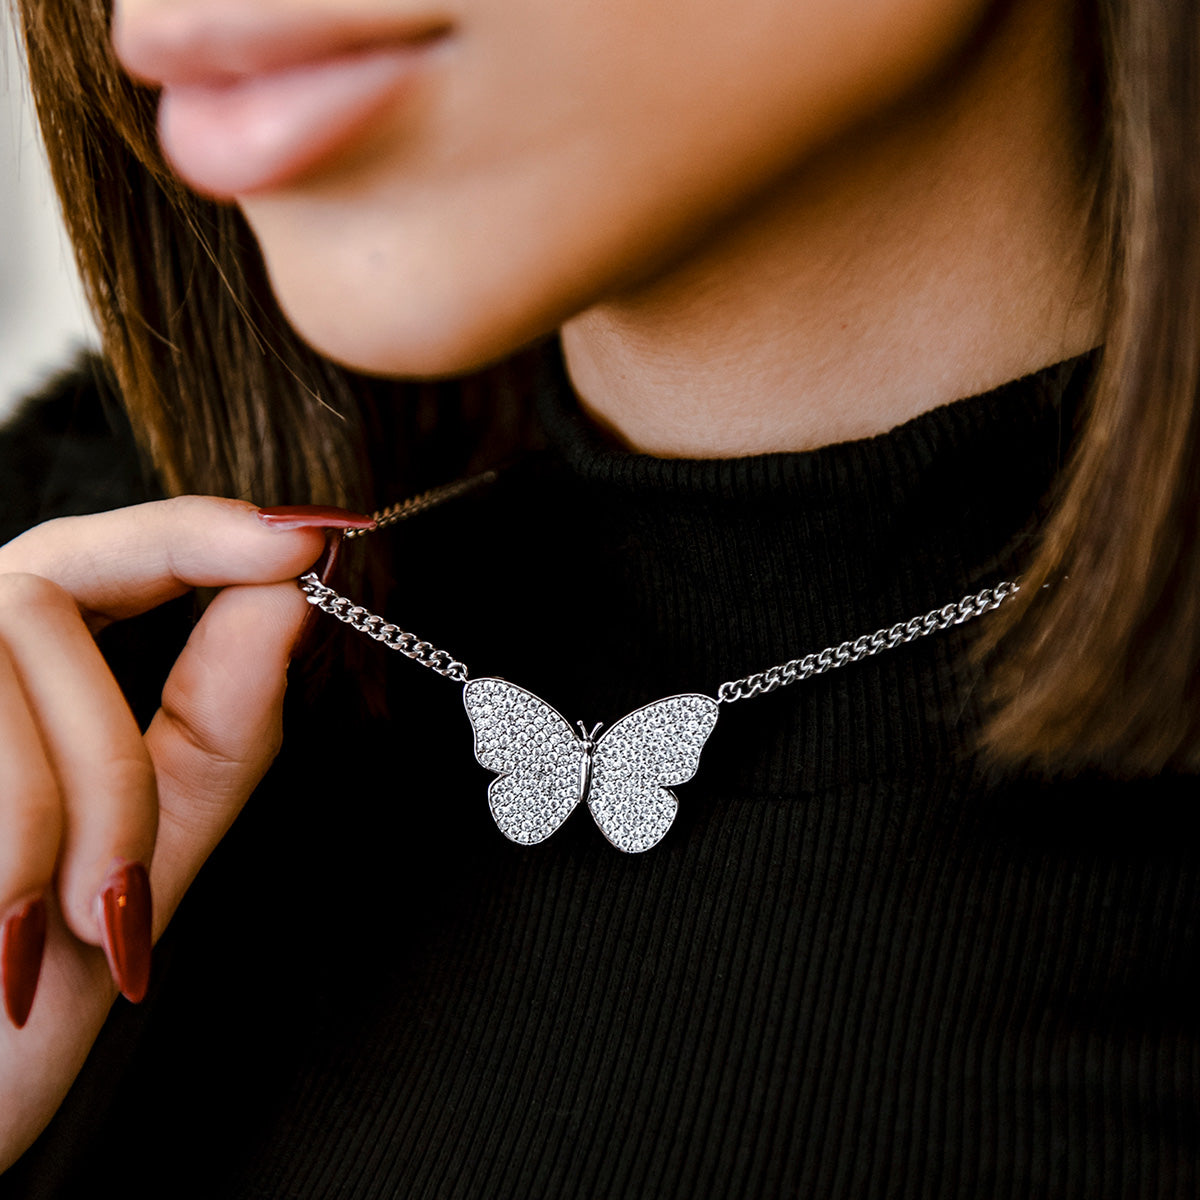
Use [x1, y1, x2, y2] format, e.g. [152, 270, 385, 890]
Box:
[158, 43, 439, 198]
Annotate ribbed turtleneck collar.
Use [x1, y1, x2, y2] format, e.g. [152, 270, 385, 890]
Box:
[535, 340, 1089, 544]
[446, 341, 1095, 796]
[532, 340, 1091, 609]
[389, 344, 1094, 797]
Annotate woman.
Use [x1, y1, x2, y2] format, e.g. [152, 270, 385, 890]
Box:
[0, 0, 1196, 1193]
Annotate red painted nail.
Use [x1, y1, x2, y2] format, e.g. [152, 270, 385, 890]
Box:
[2, 896, 46, 1028]
[256, 506, 376, 532]
[291, 531, 343, 660]
[97, 863, 152, 1004]
[313, 531, 343, 585]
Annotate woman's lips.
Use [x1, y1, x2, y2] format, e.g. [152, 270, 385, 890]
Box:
[157, 43, 438, 198]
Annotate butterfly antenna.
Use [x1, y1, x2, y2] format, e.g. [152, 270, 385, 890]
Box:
[575, 720, 604, 748]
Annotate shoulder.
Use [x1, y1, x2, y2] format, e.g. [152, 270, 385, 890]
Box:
[0, 355, 159, 544]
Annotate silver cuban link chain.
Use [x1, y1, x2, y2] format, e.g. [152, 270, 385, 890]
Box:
[714, 580, 1020, 703]
[298, 573, 470, 681]
[299, 573, 1020, 700]
[341, 469, 500, 540]
[298, 471, 1021, 853]
[299, 469, 502, 680]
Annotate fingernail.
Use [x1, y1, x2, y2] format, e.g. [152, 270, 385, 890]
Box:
[2, 896, 46, 1028]
[256, 506, 376, 532]
[291, 532, 343, 661]
[312, 531, 343, 585]
[97, 863, 152, 1004]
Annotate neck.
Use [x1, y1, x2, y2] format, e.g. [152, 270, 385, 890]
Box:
[559, 1, 1103, 459]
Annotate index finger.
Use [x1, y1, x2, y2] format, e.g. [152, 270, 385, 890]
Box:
[0, 497, 372, 626]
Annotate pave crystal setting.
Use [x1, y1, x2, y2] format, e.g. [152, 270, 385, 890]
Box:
[301, 501, 1018, 855]
[464, 678, 719, 853]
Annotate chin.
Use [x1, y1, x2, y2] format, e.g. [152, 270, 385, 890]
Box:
[262, 260, 551, 381]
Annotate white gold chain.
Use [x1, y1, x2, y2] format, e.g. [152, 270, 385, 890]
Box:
[299, 468, 1020, 703]
[341, 470, 500, 539]
[714, 581, 1019, 703]
[299, 573, 1018, 699]
[298, 473, 1022, 852]
[299, 572, 469, 681]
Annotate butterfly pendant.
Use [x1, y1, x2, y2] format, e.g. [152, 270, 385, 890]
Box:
[462, 677, 721, 853]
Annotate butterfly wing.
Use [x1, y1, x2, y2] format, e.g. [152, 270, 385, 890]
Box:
[463, 677, 586, 845]
[587, 694, 720, 853]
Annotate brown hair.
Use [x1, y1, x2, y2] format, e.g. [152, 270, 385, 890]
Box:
[14, 0, 536, 514]
[980, 0, 1200, 775]
[12, 0, 1200, 772]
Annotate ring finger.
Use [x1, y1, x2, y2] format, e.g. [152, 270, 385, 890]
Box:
[0, 573, 157, 1002]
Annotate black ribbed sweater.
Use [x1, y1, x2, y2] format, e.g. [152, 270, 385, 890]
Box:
[0, 348, 1197, 1198]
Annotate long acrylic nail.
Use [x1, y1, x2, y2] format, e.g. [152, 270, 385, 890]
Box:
[290, 531, 345, 663]
[97, 863, 152, 1004]
[256, 506, 376, 532]
[312, 531, 343, 585]
[2, 896, 46, 1028]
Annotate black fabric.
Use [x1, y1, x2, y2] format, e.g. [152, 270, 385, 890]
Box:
[0, 357, 154, 541]
[1, 346, 1197, 1199]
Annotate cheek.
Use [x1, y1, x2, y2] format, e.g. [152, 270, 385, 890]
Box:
[239, 0, 995, 377]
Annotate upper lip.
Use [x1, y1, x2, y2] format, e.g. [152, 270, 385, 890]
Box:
[112, 3, 454, 88]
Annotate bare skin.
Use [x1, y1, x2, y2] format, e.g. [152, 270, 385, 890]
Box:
[0, 0, 1101, 1168]
[561, 0, 1101, 456]
[0, 503, 326, 1169]
[115, 0, 1102, 443]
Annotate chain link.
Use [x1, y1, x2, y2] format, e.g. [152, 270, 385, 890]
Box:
[343, 469, 500, 539]
[298, 573, 470, 682]
[715, 579, 1021, 704]
[306, 470, 1021, 701]
[310, 469, 498, 678]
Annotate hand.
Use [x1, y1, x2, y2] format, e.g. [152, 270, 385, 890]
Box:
[0, 496, 372, 1170]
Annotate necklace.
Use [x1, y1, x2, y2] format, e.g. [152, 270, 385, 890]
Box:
[300, 471, 1020, 853]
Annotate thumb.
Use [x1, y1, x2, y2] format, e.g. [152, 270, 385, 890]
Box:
[143, 576, 309, 926]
